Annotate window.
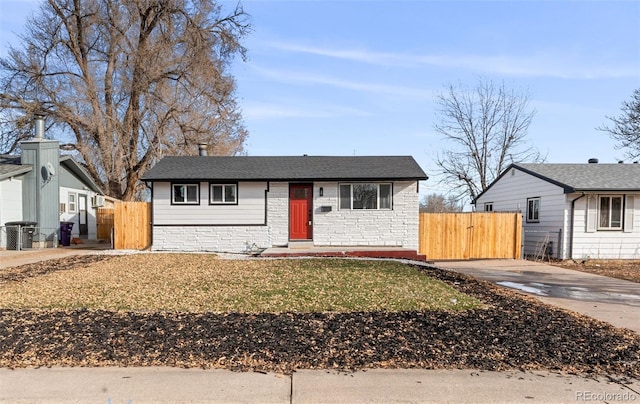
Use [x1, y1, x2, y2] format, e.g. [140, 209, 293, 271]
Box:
[210, 183, 237, 204]
[484, 203, 493, 212]
[172, 183, 199, 204]
[68, 193, 77, 213]
[339, 183, 392, 210]
[526, 197, 540, 222]
[60, 203, 66, 214]
[599, 196, 623, 229]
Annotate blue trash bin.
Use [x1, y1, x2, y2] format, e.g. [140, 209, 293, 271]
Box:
[60, 221, 74, 246]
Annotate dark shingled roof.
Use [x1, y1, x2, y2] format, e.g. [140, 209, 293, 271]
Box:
[142, 156, 428, 181]
[0, 155, 32, 181]
[0, 154, 103, 193]
[515, 163, 640, 192]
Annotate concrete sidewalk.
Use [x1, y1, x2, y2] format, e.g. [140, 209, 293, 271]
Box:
[435, 259, 640, 334]
[1, 367, 638, 403]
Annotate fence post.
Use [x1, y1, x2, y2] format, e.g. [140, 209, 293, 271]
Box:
[519, 215, 525, 259]
[557, 228, 563, 260]
[17, 225, 22, 251]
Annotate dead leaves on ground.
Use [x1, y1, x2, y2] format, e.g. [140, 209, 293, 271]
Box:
[553, 260, 640, 284]
[0, 256, 638, 378]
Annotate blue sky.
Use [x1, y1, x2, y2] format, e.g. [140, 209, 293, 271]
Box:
[1, 0, 640, 197]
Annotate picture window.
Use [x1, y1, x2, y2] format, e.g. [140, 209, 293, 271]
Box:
[339, 183, 392, 210]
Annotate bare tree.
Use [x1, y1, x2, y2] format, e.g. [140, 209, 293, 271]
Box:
[599, 88, 640, 160]
[0, 0, 250, 200]
[434, 78, 542, 201]
[419, 193, 463, 213]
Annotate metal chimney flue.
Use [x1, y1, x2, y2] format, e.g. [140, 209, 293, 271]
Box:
[34, 113, 45, 139]
[198, 144, 208, 156]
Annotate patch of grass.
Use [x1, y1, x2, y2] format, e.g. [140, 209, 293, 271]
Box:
[0, 254, 481, 313]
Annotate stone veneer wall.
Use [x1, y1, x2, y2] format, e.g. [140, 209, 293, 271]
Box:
[312, 181, 419, 249]
[152, 181, 419, 252]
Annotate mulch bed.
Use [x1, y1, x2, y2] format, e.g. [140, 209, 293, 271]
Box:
[1, 256, 639, 378]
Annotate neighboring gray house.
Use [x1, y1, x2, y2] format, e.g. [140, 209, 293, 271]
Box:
[142, 155, 428, 254]
[0, 117, 104, 248]
[473, 162, 640, 260]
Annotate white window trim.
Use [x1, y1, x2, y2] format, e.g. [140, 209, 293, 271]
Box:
[171, 183, 200, 205]
[68, 193, 77, 213]
[339, 183, 392, 210]
[598, 195, 623, 230]
[209, 183, 238, 205]
[484, 202, 493, 212]
[526, 197, 540, 223]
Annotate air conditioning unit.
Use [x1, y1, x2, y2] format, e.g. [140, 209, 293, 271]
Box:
[93, 195, 105, 207]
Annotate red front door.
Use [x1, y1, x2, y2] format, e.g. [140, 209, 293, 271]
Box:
[289, 184, 313, 240]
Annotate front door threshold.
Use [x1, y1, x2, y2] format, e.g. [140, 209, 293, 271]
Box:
[288, 241, 314, 249]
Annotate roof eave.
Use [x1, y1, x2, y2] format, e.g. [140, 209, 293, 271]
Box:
[142, 176, 428, 182]
[60, 156, 104, 194]
[512, 164, 575, 193]
[0, 166, 33, 181]
[569, 188, 640, 193]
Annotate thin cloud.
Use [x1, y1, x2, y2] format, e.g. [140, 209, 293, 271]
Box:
[251, 65, 432, 99]
[243, 101, 372, 120]
[266, 41, 639, 80]
[268, 42, 406, 66]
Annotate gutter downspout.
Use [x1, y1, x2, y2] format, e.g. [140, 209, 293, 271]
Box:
[569, 193, 586, 259]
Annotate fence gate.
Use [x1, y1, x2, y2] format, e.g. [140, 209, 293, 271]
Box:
[96, 207, 114, 241]
[111, 202, 151, 250]
[419, 212, 522, 260]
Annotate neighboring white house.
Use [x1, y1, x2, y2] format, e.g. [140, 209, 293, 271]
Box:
[0, 148, 104, 248]
[473, 162, 640, 260]
[57, 155, 105, 240]
[142, 155, 428, 254]
[0, 155, 30, 227]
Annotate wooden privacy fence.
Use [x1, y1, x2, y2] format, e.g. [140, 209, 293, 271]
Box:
[96, 202, 151, 250]
[419, 212, 522, 260]
[96, 207, 114, 241]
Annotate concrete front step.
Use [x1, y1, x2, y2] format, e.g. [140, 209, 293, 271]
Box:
[261, 247, 428, 262]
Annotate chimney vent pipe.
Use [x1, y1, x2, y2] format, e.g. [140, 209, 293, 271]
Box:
[198, 144, 207, 156]
[34, 113, 45, 139]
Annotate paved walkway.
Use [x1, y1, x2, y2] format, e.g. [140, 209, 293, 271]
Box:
[1, 367, 638, 403]
[0, 243, 112, 270]
[435, 259, 640, 334]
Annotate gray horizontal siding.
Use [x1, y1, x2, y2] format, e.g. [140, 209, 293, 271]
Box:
[153, 181, 267, 225]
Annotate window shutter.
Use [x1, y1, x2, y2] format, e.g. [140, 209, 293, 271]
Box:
[624, 195, 635, 233]
[586, 195, 597, 233]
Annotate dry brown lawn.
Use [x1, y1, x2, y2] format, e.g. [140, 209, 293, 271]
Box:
[1, 255, 639, 377]
[552, 260, 640, 283]
[0, 254, 480, 313]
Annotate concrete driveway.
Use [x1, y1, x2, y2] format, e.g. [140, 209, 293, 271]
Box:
[435, 259, 640, 334]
